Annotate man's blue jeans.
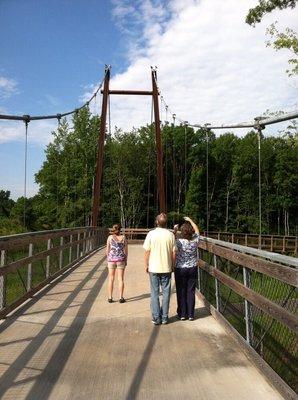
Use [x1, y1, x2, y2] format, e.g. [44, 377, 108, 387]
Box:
[149, 272, 171, 323]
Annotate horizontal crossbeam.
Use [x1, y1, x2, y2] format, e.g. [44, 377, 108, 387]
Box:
[101, 90, 153, 96]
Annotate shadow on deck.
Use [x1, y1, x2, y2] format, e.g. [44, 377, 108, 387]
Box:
[0, 246, 283, 400]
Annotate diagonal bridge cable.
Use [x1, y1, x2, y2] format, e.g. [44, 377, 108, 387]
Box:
[152, 69, 298, 129]
[0, 66, 110, 123]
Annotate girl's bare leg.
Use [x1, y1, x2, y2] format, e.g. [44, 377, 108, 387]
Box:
[108, 268, 116, 299]
[117, 268, 125, 299]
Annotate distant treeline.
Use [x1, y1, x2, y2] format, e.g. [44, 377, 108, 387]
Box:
[1, 107, 297, 236]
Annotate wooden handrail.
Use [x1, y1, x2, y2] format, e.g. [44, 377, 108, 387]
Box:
[198, 241, 297, 286]
[198, 259, 298, 333]
[0, 227, 109, 319]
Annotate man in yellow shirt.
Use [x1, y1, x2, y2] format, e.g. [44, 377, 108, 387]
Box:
[143, 213, 176, 325]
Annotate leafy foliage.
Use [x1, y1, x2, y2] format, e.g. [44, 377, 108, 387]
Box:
[246, 0, 297, 75]
[1, 108, 297, 236]
[246, 0, 297, 26]
[266, 23, 298, 75]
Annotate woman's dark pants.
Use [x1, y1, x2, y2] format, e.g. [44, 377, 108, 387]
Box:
[174, 266, 198, 319]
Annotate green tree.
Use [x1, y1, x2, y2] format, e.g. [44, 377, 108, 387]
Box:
[246, 0, 297, 25]
[246, 0, 298, 75]
[0, 190, 14, 217]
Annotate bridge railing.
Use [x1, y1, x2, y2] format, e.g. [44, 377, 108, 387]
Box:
[207, 231, 297, 254]
[117, 228, 297, 254]
[197, 237, 298, 396]
[0, 227, 109, 319]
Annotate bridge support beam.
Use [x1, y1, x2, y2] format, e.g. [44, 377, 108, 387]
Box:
[91, 67, 166, 225]
[151, 69, 166, 213]
[91, 66, 110, 226]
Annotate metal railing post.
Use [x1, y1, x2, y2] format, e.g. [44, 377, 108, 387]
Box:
[46, 238, 51, 278]
[243, 266, 253, 345]
[197, 249, 202, 292]
[59, 237, 64, 269]
[77, 233, 80, 259]
[0, 250, 6, 310]
[282, 236, 286, 253]
[27, 243, 33, 291]
[69, 234, 73, 263]
[83, 231, 87, 255]
[214, 254, 221, 311]
[87, 230, 91, 253]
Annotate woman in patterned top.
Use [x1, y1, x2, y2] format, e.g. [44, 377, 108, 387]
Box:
[106, 224, 128, 303]
[174, 216, 200, 321]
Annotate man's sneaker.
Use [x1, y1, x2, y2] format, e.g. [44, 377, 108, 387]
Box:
[189, 317, 194, 321]
[151, 319, 161, 325]
[180, 317, 186, 321]
[162, 319, 168, 325]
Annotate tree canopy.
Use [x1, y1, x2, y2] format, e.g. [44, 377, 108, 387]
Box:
[1, 108, 297, 236]
[246, 0, 297, 25]
[246, 0, 298, 75]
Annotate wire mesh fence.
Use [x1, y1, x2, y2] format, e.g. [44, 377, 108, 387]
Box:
[198, 240, 297, 393]
[0, 227, 109, 317]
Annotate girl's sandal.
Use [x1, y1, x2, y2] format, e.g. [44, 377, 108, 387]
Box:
[108, 298, 113, 303]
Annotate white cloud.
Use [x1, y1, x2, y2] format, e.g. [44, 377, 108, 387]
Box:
[0, 76, 18, 99]
[89, 0, 298, 134]
[0, 119, 57, 145]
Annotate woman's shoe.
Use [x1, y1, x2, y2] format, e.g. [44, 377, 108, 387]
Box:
[108, 298, 113, 303]
[119, 298, 126, 303]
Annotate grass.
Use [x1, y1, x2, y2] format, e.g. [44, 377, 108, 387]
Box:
[200, 256, 297, 392]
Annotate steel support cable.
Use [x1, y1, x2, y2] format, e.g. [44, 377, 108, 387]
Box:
[172, 113, 176, 212]
[255, 119, 265, 248]
[146, 98, 154, 227]
[0, 67, 110, 123]
[188, 110, 298, 130]
[148, 75, 298, 130]
[157, 87, 186, 128]
[184, 121, 188, 202]
[23, 117, 29, 228]
[206, 126, 210, 235]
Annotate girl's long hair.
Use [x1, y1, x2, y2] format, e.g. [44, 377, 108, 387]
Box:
[112, 223, 121, 235]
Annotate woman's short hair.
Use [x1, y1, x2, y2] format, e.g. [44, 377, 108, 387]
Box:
[112, 223, 121, 235]
[180, 222, 194, 240]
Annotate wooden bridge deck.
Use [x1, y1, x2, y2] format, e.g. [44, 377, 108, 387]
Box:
[0, 245, 284, 400]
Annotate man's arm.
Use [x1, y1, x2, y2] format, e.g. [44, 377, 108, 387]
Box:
[144, 250, 150, 273]
[172, 251, 176, 271]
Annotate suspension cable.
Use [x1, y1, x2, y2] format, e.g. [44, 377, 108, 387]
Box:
[172, 113, 176, 212]
[146, 97, 154, 227]
[151, 74, 298, 130]
[205, 125, 211, 236]
[184, 121, 188, 202]
[23, 116, 29, 228]
[0, 67, 110, 123]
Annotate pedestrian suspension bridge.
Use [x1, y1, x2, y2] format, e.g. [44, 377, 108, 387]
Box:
[0, 66, 297, 399]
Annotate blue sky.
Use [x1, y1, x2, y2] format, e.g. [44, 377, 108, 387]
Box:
[0, 0, 297, 199]
[0, 0, 126, 199]
[0, 0, 125, 115]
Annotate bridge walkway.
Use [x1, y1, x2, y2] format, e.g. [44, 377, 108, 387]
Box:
[0, 245, 284, 399]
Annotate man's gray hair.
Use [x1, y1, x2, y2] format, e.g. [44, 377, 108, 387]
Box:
[156, 213, 167, 227]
